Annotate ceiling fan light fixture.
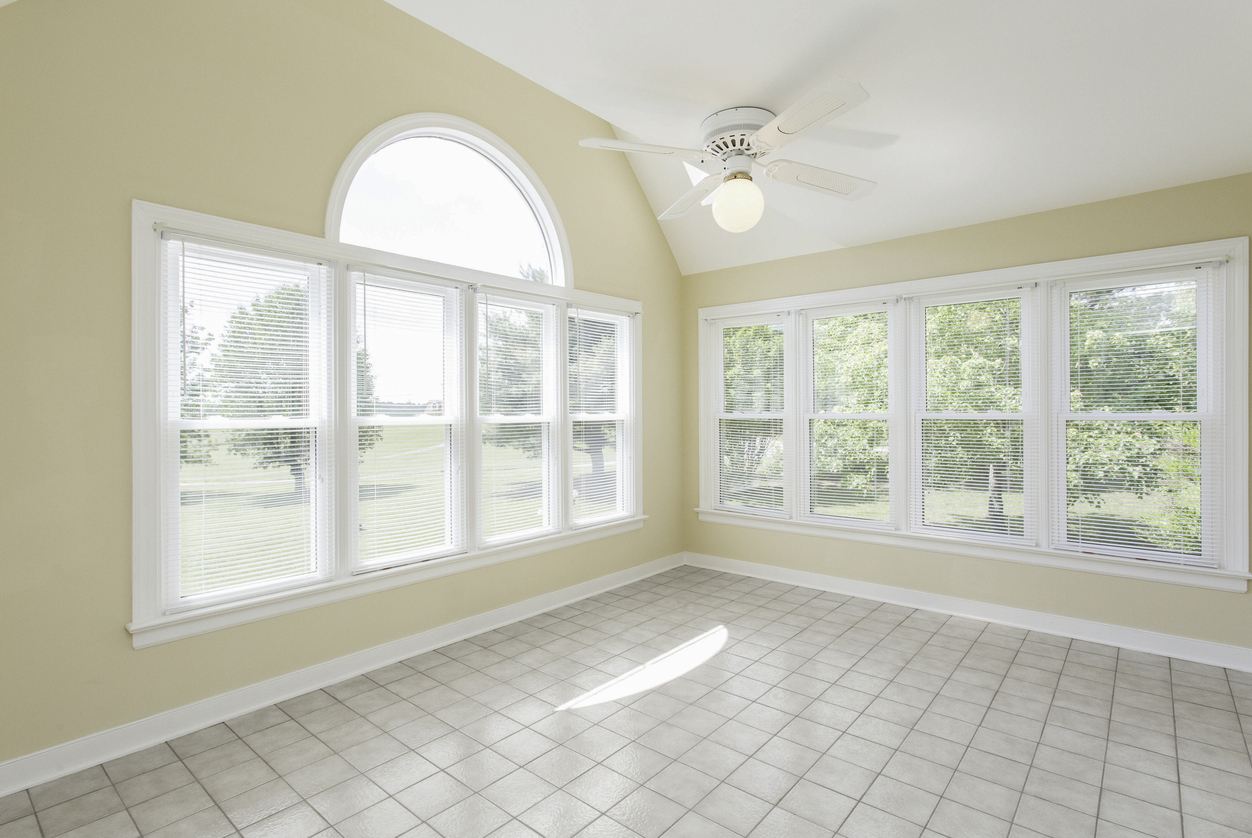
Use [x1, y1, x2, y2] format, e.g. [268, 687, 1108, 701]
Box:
[711, 172, 764, 233]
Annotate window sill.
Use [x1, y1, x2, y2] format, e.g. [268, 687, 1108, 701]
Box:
[695, 509, 1250, 593]
[128, 516, 647, 648]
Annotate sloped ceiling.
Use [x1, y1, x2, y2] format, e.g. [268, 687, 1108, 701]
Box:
[386, 0, 1252, 274]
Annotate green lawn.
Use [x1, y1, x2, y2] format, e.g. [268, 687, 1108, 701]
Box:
[180, 426, 577, 596]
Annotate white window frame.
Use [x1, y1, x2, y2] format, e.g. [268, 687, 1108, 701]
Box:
[697, 238, 1249, 592]
[132, 200, 642, 648]
[566, 306, 636, 528]
[798, 299, 902, 531]
[325, 113, 572, 288]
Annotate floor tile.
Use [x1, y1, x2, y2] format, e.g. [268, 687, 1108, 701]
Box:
[11, 569, 1252, 838]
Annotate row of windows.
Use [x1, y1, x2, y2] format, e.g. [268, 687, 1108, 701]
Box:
[163, 234, 634, 608]
[702, 261, 1241, 572]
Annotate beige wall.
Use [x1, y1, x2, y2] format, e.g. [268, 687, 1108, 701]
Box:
[3, 0, 1251, 772]
[0, 0, 684, 763]
[682, 172, 1252, 650]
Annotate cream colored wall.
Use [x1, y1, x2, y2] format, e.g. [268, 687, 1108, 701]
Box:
[682, 172, 1252, 650]
[0, 0, 684, 763]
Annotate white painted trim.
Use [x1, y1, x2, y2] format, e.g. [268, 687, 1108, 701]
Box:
[132, 201, 644, 646]
[130, 516, 649, 647]
[696, 237, 1250, 584]
[697, 238, 1248, 321]
[324, 113, 573, 289]
[683, 552, 1252, 672]
[0, 553, 685, 798]
[695, 509, 1249, 592]
[137, 201, 621, 309]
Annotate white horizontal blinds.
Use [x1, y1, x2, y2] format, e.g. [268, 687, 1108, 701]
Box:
[164, 235, 331, 602]
[569, 310, 630, 524]
[809, 311, 890, 522]
[917, 296, 1028, 540]
[718, 320, 787, 512]
[1060, 276, 1218, 565]
[479, 297, 553, 541]
[353, 274, 460, 566]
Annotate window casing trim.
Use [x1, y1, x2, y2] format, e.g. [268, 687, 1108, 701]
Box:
[132, 200, 642, 647]
[697, 238, 1249, 592]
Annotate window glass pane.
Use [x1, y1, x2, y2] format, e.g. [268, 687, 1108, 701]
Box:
[569, 313, 618, 415]
[719, 418, 785, 511]
[179, 429, 317, 597]
[573, 420, 621, 521]
[813, 311, 888, 413]
[340, 136, 552, 282]
[1065, 420, 1202, 558]
[356, 282, 446, 417]
[920, 419, 1024, 536]
[926, 299, 1021, 412]
[480, 300, 550, 540]
[177, 242, 312, 420]
[358, 425, 451, 562]
[1069, 281, 1197, 412]
[723, 324, 785, 413]
[354, 278, 455, 565]
[480, 302, 544, 416]
[810, 419, 889, 521]
[482, 422, 547, 538]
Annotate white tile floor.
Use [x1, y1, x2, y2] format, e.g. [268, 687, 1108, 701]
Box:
[4, 566, 1252, 838]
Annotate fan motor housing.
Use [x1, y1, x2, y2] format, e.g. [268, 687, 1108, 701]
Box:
[701, 107, 774, 159]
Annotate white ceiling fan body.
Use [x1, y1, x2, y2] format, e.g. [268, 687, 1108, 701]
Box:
[579, 74, 877, 229]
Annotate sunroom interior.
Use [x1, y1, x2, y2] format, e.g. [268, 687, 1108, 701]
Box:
[2, 2, 1252, 837]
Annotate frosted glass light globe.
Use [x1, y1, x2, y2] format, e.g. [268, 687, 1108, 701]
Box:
[711, 176, 764, 233]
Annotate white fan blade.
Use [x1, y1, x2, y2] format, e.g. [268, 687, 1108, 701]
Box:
[752, 76, 869, 153]
[659, 173, 723, 220]
[580, 137, 714, 162]
[761, 159, 876, 200]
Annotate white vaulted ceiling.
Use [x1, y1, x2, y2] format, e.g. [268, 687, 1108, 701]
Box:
[386, 0, 1252, 275]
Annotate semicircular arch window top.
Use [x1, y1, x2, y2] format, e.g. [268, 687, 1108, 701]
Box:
[329, 115, 568, 285]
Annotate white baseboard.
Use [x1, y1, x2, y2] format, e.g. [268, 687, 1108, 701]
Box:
[683, 552, 1252, 673]
[0, 553, 684, 798]
[8, 548, 1250, 799]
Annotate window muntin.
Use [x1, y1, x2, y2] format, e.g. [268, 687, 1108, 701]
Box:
[339, 136, 554, 283]
[701, 250, 1244, 580]
[1056, 275, 1216, 565]
[717, 320, 787, 514]
[166, 237, 332, 603]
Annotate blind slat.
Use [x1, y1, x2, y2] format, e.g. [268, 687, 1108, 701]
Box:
[166, 237, 330, 601]
[569, 309, 629, 523]
[481, 299, 551, 539]
[355, 275, 458, 565]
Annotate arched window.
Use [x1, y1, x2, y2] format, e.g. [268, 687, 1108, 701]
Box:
[327, 114, 569, 285]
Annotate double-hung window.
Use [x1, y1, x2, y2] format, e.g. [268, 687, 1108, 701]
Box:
[699, 239, 1248, 591]
[133, 117, 641, 646]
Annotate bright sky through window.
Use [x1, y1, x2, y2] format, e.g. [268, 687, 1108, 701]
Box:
[340, 137, 552, 281]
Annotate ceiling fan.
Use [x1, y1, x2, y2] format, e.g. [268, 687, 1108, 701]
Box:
[580, 75, 876, 233]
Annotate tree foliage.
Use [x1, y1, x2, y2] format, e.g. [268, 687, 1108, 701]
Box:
[721, 285, 1201, 550]
[182, 283, 380, 495]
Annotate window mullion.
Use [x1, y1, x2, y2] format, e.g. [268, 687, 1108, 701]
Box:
[785, 310, 801, 520]
[334, 264, 356, 579]
[556, 302, 571, 532]
[465, 287, 483, 552]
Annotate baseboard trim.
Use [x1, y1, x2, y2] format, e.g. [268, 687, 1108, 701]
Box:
[683, 552, 1252, 673]
[0, 553, 684, 798]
